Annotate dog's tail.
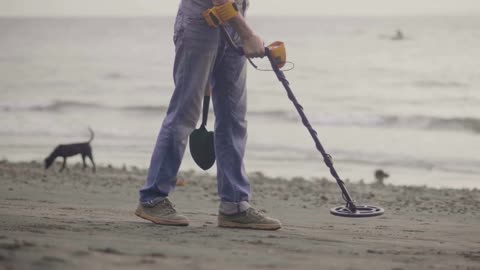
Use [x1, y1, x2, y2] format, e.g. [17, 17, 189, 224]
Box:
[88, 127, 95, 143]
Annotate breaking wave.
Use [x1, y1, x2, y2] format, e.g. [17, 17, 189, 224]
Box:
[413, 80, 469, 89]
[0, 100, 167, 113]
[250, 110, 480, 134]
[3, 100, 480, 134]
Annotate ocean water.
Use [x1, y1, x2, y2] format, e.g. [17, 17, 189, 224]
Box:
[1, 16, 479, 188]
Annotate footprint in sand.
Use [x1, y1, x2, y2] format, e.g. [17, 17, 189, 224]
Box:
[89, 247, 125, 255]
[71, 250, 90, 257]
[41, 256, 66, 263]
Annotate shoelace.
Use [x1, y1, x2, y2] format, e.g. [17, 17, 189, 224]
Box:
[247, 208, 265, 219]
[160, 199, 177, 215]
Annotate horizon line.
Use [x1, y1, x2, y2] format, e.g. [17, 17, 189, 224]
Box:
[1, 12, 480, 19]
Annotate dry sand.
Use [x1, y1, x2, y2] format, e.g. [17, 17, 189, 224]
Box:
[0, 160, 479, 270]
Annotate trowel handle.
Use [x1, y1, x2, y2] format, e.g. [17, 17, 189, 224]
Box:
[201, 87, 211, 127]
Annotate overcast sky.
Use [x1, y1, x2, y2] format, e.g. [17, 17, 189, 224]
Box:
[1, 0, 480, 17]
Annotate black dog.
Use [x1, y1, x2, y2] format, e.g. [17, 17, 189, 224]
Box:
[44, 128, 96, 172]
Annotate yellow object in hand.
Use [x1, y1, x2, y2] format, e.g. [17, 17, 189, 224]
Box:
[267, 41, 287, 69]
[203, 2, 239, 28]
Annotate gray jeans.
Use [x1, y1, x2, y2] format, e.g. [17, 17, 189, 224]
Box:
[139, 0, 251, 214]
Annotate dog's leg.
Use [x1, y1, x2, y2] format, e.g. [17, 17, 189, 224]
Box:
[60, 157, 67, 172]
[82, 154, 87, 170]
[88, 153, 96, 173]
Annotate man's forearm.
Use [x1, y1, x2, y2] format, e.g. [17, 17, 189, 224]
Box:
[229, 15, 255, 41]
[211, 0, 264, 57]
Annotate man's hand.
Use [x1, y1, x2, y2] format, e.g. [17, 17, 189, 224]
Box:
[242, 34, 265, 58]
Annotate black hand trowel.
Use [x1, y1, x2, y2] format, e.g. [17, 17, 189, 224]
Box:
[189, 87, 215, 170]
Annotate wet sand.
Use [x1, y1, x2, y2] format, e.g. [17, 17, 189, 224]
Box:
[0, 160, 479, 270]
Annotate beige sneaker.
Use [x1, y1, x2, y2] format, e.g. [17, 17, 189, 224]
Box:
[218, 208, 282, 230]
[135, 198, 189, 226]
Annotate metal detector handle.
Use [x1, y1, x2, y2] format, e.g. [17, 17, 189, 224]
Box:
[233, 47, 269, 57]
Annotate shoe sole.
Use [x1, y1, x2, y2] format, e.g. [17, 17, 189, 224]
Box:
[218, 220, 281, 230]
[135, 209, 189, 226]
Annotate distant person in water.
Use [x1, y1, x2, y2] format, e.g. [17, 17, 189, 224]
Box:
[134, 0, 282, 230]
[392, 29, 404, 40]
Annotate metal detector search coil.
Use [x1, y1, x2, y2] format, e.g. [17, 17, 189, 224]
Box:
[330, 205, 385, 218]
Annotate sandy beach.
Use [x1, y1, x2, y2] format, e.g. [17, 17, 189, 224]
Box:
[0, 160, 478, 270]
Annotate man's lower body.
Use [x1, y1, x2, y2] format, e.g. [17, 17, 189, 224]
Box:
[136, 3, 281, 230]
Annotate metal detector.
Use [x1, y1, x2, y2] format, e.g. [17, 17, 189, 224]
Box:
[219, 25, 384, 218]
